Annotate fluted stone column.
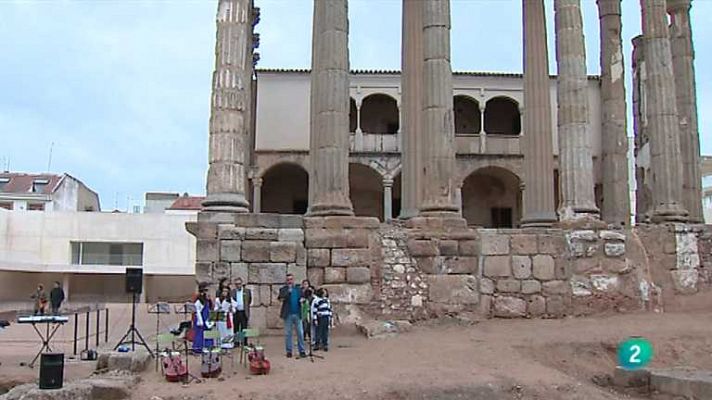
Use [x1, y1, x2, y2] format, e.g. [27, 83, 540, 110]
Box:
[203, 0, 253, 212]
[667, 0, 703, 222]
[555, 0, 600, 221]
[418, 0, 459, 216]
[641, 0, 688, 222]
[400, 0, 424, 219]
[307, 0, 354, 216]
[383, 178, 393, 222]
[521, 0, 557, 227]
[597, 0, 631, 227]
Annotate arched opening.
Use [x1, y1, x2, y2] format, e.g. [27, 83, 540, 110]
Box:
[349, 163, 384, 221]
[485, 97, 521, 135]
[462, 167, 522, 228]
[360, 94, 399, 134]
[261, 163, 309, 214]
[349, 98, 357, 133]
[454, 95, 481, 134]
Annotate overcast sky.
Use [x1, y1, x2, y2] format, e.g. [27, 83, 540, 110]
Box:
[1, 0, 710, 211]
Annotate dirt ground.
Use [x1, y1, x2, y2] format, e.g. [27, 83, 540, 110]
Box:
[3, 304, 712, 399]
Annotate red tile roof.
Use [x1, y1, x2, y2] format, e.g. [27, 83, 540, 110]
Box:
[168, 196, 205, 210]
[0, 173, 63, 195]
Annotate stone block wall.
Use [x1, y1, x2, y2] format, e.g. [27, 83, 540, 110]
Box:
[303, 216, 380, 311]
[189, 212, 712, 327]
[189, 213, 306, 330]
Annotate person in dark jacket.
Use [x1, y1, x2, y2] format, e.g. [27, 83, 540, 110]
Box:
[49, 281, 65, 315]
[277, 273, 306, 358]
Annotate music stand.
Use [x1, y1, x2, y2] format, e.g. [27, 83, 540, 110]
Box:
[148, 303, 171, 371]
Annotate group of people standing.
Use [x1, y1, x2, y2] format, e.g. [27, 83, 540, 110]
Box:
[31, 282, 65, 316]
[189, 273, 333, 359]
[277, 273, 333, 358]
[191, 277, 251, 353]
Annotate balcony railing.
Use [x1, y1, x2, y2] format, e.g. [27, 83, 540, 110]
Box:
[348, 131, 522, 155]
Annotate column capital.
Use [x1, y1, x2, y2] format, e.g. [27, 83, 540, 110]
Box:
[252, 177, 263, 187]
[383, 178, 394, 188]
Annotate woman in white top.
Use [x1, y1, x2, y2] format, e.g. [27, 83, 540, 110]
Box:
[214, 287, 237, 349]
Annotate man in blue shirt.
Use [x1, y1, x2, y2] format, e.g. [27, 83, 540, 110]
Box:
[277, 273, 306, 358]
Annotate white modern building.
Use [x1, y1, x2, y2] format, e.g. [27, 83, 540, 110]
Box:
[0, 172, 100, 212]
[0, 211, 197, 303]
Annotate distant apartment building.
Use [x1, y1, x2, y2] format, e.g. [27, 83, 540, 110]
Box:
[703, 156, 712, 223]
[0, 172, 100, 212]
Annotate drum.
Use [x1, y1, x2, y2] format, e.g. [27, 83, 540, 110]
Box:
[200, 348, 221, 378]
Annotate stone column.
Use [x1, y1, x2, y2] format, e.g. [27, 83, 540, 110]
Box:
[521, 0, 557, 227]
[632, 35, 652, 223]
[252, 177, 262, 213]
[203, 0, 253, 213]
[597, 0, 631, 227]
[667, 0, 703, 222]
[641, 0, 688, 222]
[554, 0, 599, 221]
[455, 185, 463, 216]
[400, 0, 424, 219]
[383, 178, 394, 222]
[307, 0, 354, 216]
[418, 0, 459, 216]
[479, 104, 487, 152]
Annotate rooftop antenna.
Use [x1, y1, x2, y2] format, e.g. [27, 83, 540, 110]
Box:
[47, 142, 55, 173]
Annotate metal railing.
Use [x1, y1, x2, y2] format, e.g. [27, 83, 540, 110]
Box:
[70, 306, 110, 355]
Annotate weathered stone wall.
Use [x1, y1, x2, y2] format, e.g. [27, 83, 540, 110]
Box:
[189, 212, 712, 328]
[189, 213, 306, 330]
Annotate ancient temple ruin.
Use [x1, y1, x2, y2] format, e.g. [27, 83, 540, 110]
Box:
[188, 0, 711, 329]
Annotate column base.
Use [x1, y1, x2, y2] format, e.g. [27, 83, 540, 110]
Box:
[557, 205, 601, 223]
[202, 193, 250, 213]
[651, 203, 689, 224]
[306, 203, 354, 217]
[398, 207, 420, 220]
[521, 211, 558, 228]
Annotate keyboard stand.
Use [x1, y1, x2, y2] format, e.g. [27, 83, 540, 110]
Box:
[28, 321, 63, 368]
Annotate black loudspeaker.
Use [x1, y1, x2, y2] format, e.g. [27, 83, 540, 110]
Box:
[125, 268, 143, 294]
[39, 353, 64, 390]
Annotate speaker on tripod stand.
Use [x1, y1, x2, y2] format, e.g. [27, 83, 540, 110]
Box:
[114, 268, 153, 356]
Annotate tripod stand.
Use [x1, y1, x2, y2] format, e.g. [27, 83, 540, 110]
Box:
[304, 316, 323, 363]
[115, 292, 153, 356]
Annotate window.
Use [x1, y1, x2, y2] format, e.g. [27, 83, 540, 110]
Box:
[28, 203, 45, 211]
[0, 178, 9, 192]
[31, 179, 50, 193]
[0, 202, 12, 210]
[71, 242, 143, 266]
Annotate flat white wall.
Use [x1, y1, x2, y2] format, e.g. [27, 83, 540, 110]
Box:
[0, 211, 196, 276]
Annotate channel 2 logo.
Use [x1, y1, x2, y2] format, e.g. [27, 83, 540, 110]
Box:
[618, 336, 653, 370]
